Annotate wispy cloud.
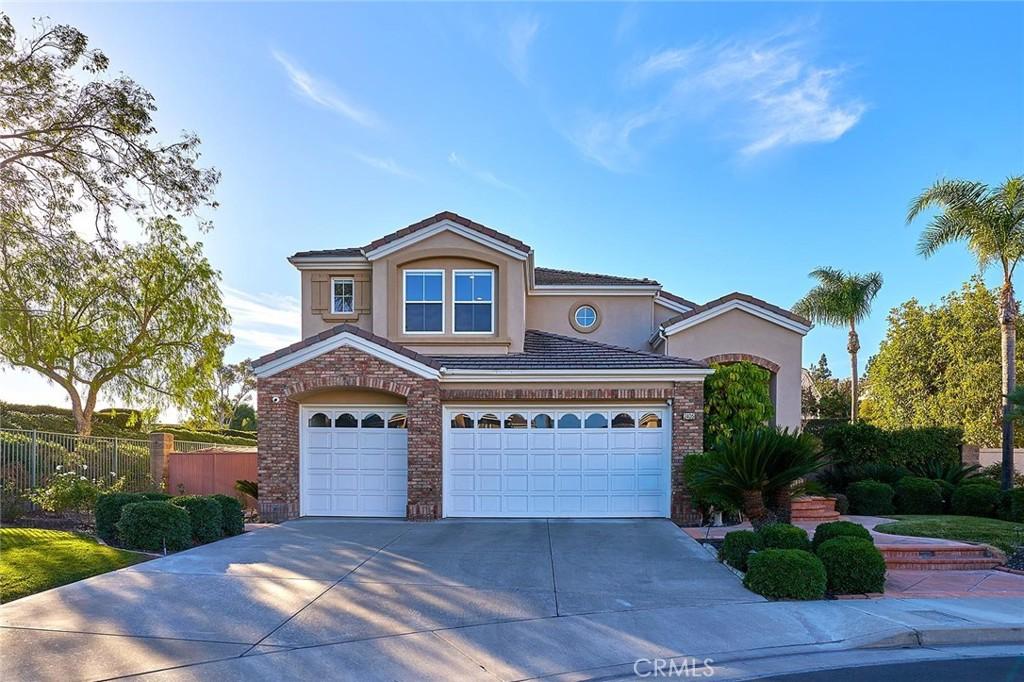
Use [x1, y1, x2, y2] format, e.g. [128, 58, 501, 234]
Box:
[272, 50, 379, 128]
[448, 152, 524, 195]
[569, 24, 865, 170]
[350, 152, 419, 180]
[503, 14, 540, 84]
[223, 286, 300, 353]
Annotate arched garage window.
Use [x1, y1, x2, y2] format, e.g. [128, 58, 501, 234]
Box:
[478, 413, 501, 429]
[308, 412, 330, 427]
[504, 413, 527, 429]
[451, 413, 474, 428]
[335, 413, 357, 428]
[639, 412, 662, 428]
[362, 413, 384, 428]
[612, 413, 635, 428]
[557, 413, 581, 429]
[584, 413, 608, 428]
[388, 413, 407, 429]
[532, 414, 554, 429]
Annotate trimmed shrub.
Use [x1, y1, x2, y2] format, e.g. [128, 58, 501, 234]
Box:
[720, 530, 763, 571]
[846, 480, 895, 516]
[820, 422, 961, 470]
[95, 492, 145, 542]
[934, 479, 956, 512]
[997, 488, 1024, 522]
[116, 501, 191, 552]
[816, 537, 887, 595]
[743, 549, 826, 600]
[895, 477, 944, 515]
[211, 494, 245, 536]
[951, 484, 1000, 517]
[832, 493, 849, 515]
[811, 520, 873, 551]
[140, 492, 172, 502]
[758, 523, 811, 551]
[961, 477, 1000, 489]
[171, 495, 223, 544]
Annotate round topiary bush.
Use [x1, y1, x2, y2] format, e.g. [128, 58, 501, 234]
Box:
[895, 476, 944, 515]
[846, 480, 895, 516]
[998, 488, 1024, 522]
[95, 492, 145, 543]
[816, 537, 887, 595]
[811, 520, 873, 551]
[170, 495, 224, 544]
[757, 523, 811, 551]
[720, 530, 763, 571]
[832, 493, 849, 515]
[951, 483, 1001, 517]
[210, 494, 245, 536]
[743, 549, 826, 600]
[116, 501, 191, 552]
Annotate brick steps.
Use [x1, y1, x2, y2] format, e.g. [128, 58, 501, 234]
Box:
[790, 496, 840, 523]
[879, 544, 1005, 571]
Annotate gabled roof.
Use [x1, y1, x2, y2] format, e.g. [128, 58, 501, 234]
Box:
[533, 267, 659, 287]
[431, 330, 706, 370]
[291, 211, 531, 261]
[660, 292, 812, 336]
[656, 289, 698, 310]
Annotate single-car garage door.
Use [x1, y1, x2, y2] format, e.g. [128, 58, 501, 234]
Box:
[300, 406, 408, 516]
[443, 405, 671, 518]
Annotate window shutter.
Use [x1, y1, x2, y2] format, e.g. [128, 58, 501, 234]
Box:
[311, 273, 328, 313]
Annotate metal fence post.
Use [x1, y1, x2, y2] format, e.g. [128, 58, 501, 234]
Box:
[30, 429, 38, 489]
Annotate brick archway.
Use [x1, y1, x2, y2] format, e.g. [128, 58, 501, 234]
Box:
[702, 353, 780, 375]
[283, 374, 415, 399]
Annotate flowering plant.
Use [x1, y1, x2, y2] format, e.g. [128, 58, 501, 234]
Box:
[30, 466, 120, 514]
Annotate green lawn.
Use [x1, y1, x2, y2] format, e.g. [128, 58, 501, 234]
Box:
[0, 528, 148, 602]
[875, 515, 1024, 554]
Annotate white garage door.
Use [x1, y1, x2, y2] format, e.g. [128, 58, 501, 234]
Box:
[300, 406, 408, 516]
[443, 406, 671, 518]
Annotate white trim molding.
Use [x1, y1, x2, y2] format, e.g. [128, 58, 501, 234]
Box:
[330, 276, 355, 315]
[288, 256, 372, 270]
[403, 269, 445, 335]
[451, 268, 496, 335]
[654, 294, 693, 314]
[253, 332, 441, 380]
[662, 299, 812, 337]
[365, 219, 530, 261]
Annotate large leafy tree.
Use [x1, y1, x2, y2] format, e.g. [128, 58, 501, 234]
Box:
[0, 13, 219, 251]
[865, 278, 1022, 447]
[793, 268, 883, 422]
[802, 354, 853, 420]
[212, 360, 256, 430]
[0, 218, 232, 434]
[908, 176, 1024, 490]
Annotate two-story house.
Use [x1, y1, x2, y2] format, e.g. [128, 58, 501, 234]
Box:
[253, 212, 812, 522]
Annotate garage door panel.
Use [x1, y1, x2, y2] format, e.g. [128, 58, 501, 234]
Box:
[301, 407, 408, 517]
[444, 406, 668, 518]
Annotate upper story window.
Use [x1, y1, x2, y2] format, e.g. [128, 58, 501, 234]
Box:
[453, 270, 494, 333]
[404, 270, 444, 333]
[331, 277, 355, 314]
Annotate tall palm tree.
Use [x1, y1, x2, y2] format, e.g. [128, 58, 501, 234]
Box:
[793, 268, 883, 422]
[908, 176, 1024, 491]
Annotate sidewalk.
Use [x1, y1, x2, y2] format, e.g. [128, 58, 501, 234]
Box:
[42, 596, 1020, 681]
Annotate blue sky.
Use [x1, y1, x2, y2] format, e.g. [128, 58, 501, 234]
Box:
[2, 2, 1023, 409]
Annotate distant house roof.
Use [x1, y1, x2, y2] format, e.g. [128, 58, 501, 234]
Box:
[656, 289, 699, 309]
[533, 267, 659, 287]
[431, 330, 705, 370]
[660, 292, 812, 335]
[291, 211, 531, 260]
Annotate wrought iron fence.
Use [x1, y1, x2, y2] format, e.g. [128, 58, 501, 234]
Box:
[172, 439, 257, 454]
[0, 428, 153, 495]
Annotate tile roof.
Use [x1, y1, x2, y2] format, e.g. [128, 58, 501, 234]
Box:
[290, 211, 531, 260]
[251, 324, 441, 369]
[661, 292, 812, 329]
[430, 330, 706, 370]
[534, 267, 659, 286]
[656, 290, 699, 309]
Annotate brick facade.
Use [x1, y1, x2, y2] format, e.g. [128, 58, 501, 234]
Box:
[702, 353, 780, 374]
[257, 348, 705, 523]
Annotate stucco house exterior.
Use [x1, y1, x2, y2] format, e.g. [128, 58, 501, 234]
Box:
[254, 212, 812, 522]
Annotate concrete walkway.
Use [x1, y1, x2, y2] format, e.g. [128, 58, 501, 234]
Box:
[2, 519, 1021, 681]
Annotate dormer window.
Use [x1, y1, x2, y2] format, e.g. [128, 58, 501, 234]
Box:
[404, 270, 444, 333]
[331, 277, 354, 314]
[454, 270, 494, 333]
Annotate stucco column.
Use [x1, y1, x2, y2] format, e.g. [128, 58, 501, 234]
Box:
[406, 382, 442, 520]
[257, 378, 300, 522]
[670, 380, 704, 525]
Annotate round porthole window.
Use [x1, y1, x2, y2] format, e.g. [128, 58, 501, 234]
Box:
[572, 304, 599, 331]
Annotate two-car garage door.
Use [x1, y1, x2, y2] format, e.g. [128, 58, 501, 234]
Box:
[300, 404, 671, 518]
[443, 406, 671, 518]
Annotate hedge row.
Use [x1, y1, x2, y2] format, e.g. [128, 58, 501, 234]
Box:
[816, 422, 962, 470]
[97, 491, 245, 551]
[844, 477, 1023, 519]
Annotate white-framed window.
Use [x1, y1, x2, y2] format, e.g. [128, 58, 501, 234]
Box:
[331, 277, 355, 314]
[404, 270, 444, 333]
[574, 305, 597, 328]
[453, 270, 494, 333]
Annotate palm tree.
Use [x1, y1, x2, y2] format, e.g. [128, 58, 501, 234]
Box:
[908, 177, 1024, 491]
[793, 268, 883, 422]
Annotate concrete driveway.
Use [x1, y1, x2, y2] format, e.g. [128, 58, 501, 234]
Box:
[0, 519, 760, 681]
